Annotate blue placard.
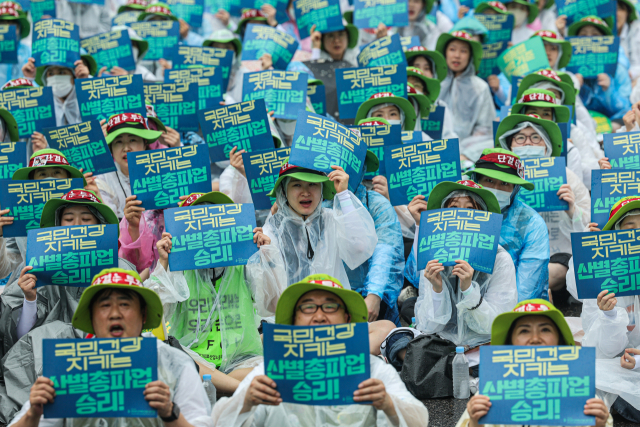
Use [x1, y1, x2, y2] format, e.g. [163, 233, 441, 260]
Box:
[497, 37, 550, 80]
[81, 30, 136, 72]
[243, 147, 290, 210]
[357, 34, 407, 68]
[479, 346, 595, 426]
[143, 82, 198, 132]
[353, 0, 409, 29]
[26, 224, 119, 286]
[77, 74, 147, 123]
[590, 170, 640, 230]
[0, 179, 84, 238]
[416, 207, 501, 273]
[355, 124, 402, 178]
[0, 25, 18, 64]
[518, 157, 568, 212]
[0, 87, 56, 138]
[129, 21, 180, 62]
[400, 36, 420, 51]
[32, 19, 80, 69]
[172, 46, 234, 91]
[15, 0, 29, 10]
[242, 70, 308, 120]
[128, 145, 212, 211]
[165, 67, 224, 112]
[475, 14, 514, 78]
[294, 0, 343, 39]
[164, 203, 258, 270]
[308, 83, 326, 116]
[0, 141, 26, 179]
[241, 24, 299, 70]
[44, 121, 115, 176]
[289, 110, 367, 192]
[241, 0, 289, 24]
[205, 0, 242, 16]
[566, 36, 619, 78]
[556, 0, 615, 25]
[199, 99, 274, 162]
[335, 65, 407, 120]
[401, 130, 422, 143]
[421, 105, 445, 140]
[112, 11, 139, 26]
[510, 75, 524, 104]
[69, 0, 104, 5]
[43, 337, 158, 418]
[603, 131, 640, 169]
[384, 139, 461, 207]
[263, 323, 371, 406]
[31, 0, 56, 22]
[166, 0, 205, 27]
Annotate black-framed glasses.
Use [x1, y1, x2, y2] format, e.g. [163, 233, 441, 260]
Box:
[296, 303, 343, 314]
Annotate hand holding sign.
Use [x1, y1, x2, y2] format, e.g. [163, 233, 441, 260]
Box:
[18, 265, 37, 301]
[407, 194, 428, 225]
[328, 165, 349, 193]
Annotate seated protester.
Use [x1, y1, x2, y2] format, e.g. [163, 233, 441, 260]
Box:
[8, 268, 213, 427]
[107, 26, 160, 81]
[618, 0, 640, 82]
[56, 0, 112, 39]
[309, 23, 359, 66]
[354, 91, 418, 132]
[459, 299, 612, 427]
[138, 2, 204, 46]
[495, 111, 590, 298]
[567, 16, 632, 119]
[471, 148, 550, 301]
[211, 274, 429, 426]
[379, 180, 517, 372]
[117, 0, 148, 16]
[396, 0, 442, 50]
[435, 30, 496, 161]
[504, 0, 538, 44]
[263, 160, 377, 289]
[0, 3, 31, 87]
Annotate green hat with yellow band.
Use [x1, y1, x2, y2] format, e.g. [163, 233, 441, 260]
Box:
[39, 189, 119, 231]
[436, 30, 483, 72]
[12, 149, 86, 182]
[603, 196, 640, 231]
[267, 158, 337, 200]
[511, 88, 571, 123]
[472, 147, 534, 191]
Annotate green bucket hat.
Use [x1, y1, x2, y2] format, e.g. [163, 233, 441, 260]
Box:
[407, 83, 432, 119]
[117, 0, 148, 14]
[39, 189, 119, 230]
[404, 47, 447, 82]
[137, 2, 177, 21]
[475, 1, 510, 14]
[504, 0, 539, 23]
[12, 149, 86, 182]
[105, 113, 163, 145]
[203, 29, 243, 55]
[436, 30, 484, 73]
[0, 104, 19, 141]
[267, 158, 337, 200]
[568, 16, 613, 36]
[275, 274, 369, 325]
[35, 54, 98, 87]
[531, 30, 572, 69]
[427, 180, 501, 214]
[511, 88, 571, 123]
[236, 9, 268, 34]
[407, 66, 441, 103]
[72, 268, 164, 334]
[320, 24, 359, 50]
[516, 68, 576, 106]
[473, 147, 534, 191]
[0, 2, 29, 39]
[178, 191, 234, 207]
[491, 299, 575, 345]
[602, 196, 640, 231]
[619, 0, 638, 23]
[495, 113, 564, 157]
[354, 92, 417, 131]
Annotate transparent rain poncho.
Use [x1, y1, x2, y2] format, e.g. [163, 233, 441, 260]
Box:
[396, 4, 441, 50]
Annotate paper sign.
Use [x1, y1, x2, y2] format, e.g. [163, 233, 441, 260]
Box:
[128, 144, 212, 210]
[143, 82, 199, 132]
[421, 105, 445, 140]
[518, 157, 568, 212]
[112, 11, 139, 26]
[243, 147, 290, 209]
[479, 345, 595, 426]
[401, 130, 422, 144]
[44, 121, 115, 176]
[566, 36, 619, 78]
[205, 0, 241, 16]
[0, 179, 84, 238]
[475, 14, 514, 78]
[26, 224, 119, 287]
[308, 83, 326, 116]
[43, 337, 158, 418]
[166, 0, 205, 27]
[294, 0, 343, 39]
[335, 65, 407, 120]
[556, 0, 615, 25]
[77, 75, 146, 123]
[356, 124, 402, 178]
[81, 30, 136, 72]
[32, 19, 80, 69]
[241, 0, 289, 24]
[0, 141, 26, 180]
[0, 87, 56, 138]
[384, 139, 461, 206]
[289, 110, 367, 192]
[242, 70, 308, 120]
[353, 0, 409, 29]
[263, 323, 371, 406]
[165, 203, 258, 270]
[199, 99, 274, 162]
[0, 25, 18, 64]
[590, 170, 640, 230]
[497, 37, 550, 80]
[603, 131, 640, 170]
[129, 21, 179, 61]
[165, 67, 224, 112]
[241, 24, 299, 70]
[400, 36, 420, 51]
[357, 34, 407, 68]
[172, 46, 234, 91]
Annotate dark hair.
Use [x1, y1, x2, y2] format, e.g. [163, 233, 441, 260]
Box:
[443, 194, 483, 210]
[618, 0, 631, 14]
[504, 316, 566, 345]
[89, 288, 147, 319]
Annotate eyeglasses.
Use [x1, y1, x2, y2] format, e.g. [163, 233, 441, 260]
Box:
[512, 133, 542, 145]
[296, 302, 343, 314]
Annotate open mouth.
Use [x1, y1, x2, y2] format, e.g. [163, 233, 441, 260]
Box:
[299, 200, 313, 209]
[109, 324, 124, 337]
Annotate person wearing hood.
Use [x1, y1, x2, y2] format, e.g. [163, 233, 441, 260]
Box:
[617, 0, 640, 82]
[503, 0, 538, 44]
[471, 148, 550, 301]
[397, 0, 442, 50]
[0, 2, 32, 87]
[102, 25, 160, 81]
[56, 0, 114, 39]
[309, 21, 360, 66]
[355, 91, 418, 131]
[495, 111, 590, 298]
[137, 2, 204, 47]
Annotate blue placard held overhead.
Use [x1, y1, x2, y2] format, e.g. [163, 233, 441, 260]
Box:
[356, 123, 402, 178]
[497, 37, 550, 80]
[241, 0, 289, 24]
[0, 141, 26, 179]
[241, 24, 299, 70]
[112, 11, 139, 26]
[129, 21, 180, 61]
[205, 0, 242, 16]
[143, 82, 198, 132]
[294, 0, 343, 39]
[421, 105, 445, 140]
[44, 121, 116, 176]
[166, 0, 205, 27]
[164, 203, 258, 270]
[353, 0, 409, 29]
[335, 65, 407, 120]
[590, 170, 640, 230]
[31, 0, 56, 22]
[263, 323, 371, 406]
[289, 110, 367, 192]
[603, 131, 640, 169]
[556, 0, 615, 25]
[479, 346, 595, 426]
[165, 67, 224, 112]
[199, 99, 275, 162]
[77, 75, 147, 123]
[384, 139, 461, 207]
[128, 145, 212, 210]
[32, 19, 80, 69]
[308, 83, 326, 116]
[566, 36, 619, 78]
[172, 46, 234, 91]
[518, 157, 568, 212]
[43, 337, 158, 419]
[0, 25, 18, 64]
[243, 147, 290, 210]
[0, 179, 84, 238]
[0, 87, 56, 138]
[357, 34, 407, 68]
[242, 70, 308, 120]
[475, 13, 514, 78]
[26, 224, 119, 286]
[80, 29, 136, 72]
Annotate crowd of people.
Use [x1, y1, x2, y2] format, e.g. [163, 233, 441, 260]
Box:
[0, 0, 638, 425]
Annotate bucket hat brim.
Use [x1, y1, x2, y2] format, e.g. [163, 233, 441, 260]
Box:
[106, 127, 163, 145]
[355, 95, 417, 131]
[516, 73, 576, 106]
[39, 195, 120, 232]
[267, 170, 336, 200]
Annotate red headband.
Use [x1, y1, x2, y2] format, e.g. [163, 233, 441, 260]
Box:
[0, 7, 19, 17]
[308, 279, 344, 289]
[519, 92, 557, 104]
[407, 46, 428, 52]
[457, 180, 482, 189]
[92, 272, 143, 287]
[29, 153, 70, 168]
[180, 193, 205, 207]
[535, 69, 562, 82]
[451, 31, 472, 40]
[2, 78, 33, 90]
[359, 120, 387, 126]
[0, 1, 21, 10]
[478, 152, 525, 179]
[369, 92, 395, 100]
[107, 113, 147, 133]
[61, 190, 102, 203]
[514, 303, 551, 313]
[609, 196, 640, 220]
[535, 30, 558, 39]
[127, 0, 147, 5]
[241, 9, 265, 20]
[146, 5, 171, 15]
[487, 1, 507, 11]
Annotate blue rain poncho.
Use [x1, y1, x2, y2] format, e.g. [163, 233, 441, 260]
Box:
[323, 184, 405, 325]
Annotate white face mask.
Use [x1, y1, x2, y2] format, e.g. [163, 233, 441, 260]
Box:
[47, 74, 73, 98]
[485, 187, 512, 210]
[511, 9, 528, 27]
[132, 45, 139, 63]
[387, 119, 402, 125]
[511, 145, 546, 159]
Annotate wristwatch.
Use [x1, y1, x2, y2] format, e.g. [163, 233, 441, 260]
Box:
[161, 402, 180, 423]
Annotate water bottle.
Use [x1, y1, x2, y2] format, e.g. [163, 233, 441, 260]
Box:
[202, 374, 217, 406]
[453, 347, 470, 399]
